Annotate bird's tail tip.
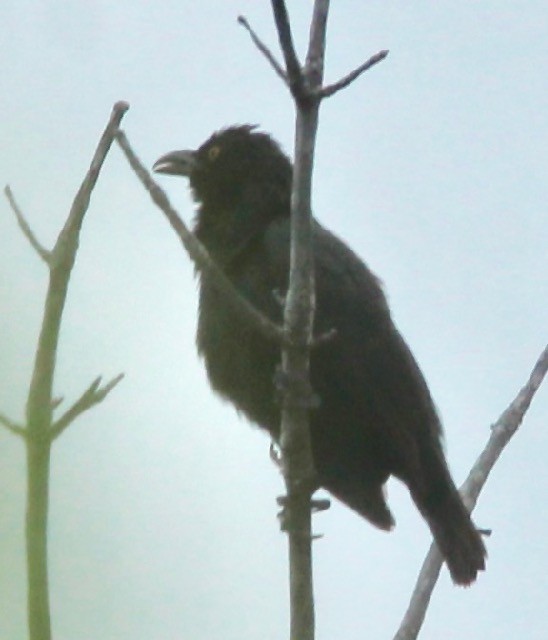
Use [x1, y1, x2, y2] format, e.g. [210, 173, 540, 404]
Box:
[426, 493, 487, 586]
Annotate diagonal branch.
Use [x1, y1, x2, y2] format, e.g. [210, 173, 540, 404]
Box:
[50, 373, 124, 440]
[238, 15, 288, 84]
[50, 101, 130, 269]
[317, 49, 389, 99]
[393, 343, 548, 640]
[115, 130, 285, 346]
[0, 411, 27, 438]
[4, 186, 51, 264]
[271, 0, 306, 99]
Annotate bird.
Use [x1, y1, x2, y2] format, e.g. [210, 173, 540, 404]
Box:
[153, 125, 486, 585]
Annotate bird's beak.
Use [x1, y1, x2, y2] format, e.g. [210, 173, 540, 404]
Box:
[153, 150, 197, 176]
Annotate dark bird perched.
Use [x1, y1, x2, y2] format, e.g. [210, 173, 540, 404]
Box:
[153, 125, 486, 585]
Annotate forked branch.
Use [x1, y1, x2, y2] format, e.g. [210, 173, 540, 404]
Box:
[50, 373, 125, 440]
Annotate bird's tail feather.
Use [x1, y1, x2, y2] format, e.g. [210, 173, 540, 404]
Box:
[412, 481, 486, 586]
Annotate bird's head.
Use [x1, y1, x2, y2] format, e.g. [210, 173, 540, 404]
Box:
[153, 125, 292, 212]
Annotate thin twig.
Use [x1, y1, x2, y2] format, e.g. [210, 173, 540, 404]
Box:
[271, 0, 306, 99]
[238, 15, 288, 84]
[50, 373, 124, 440]
[317, 49, 389, 99]
[4, 186, 51, 264]
[115, 130, 285, 346]
[0, 412, 27, 438]
[393, 344, 548, 640]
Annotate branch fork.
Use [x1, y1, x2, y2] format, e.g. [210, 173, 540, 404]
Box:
[239, 1, 388, 106]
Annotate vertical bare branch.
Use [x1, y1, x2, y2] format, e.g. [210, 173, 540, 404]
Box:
[22, 101, 128, 640]
[269, 2, 332, 639]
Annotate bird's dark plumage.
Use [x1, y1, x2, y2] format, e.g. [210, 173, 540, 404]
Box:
[154, 125, 486, 585]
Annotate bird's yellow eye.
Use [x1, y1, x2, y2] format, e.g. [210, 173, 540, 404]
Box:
[208, 145, 221, 161]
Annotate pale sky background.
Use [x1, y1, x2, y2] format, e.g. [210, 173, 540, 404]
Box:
[1, 2, 547, 639]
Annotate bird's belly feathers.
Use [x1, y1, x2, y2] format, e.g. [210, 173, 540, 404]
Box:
[196, 280, 282, 435]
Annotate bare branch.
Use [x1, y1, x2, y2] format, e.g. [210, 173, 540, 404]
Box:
[0, 411, 27, 438]
[26, 101, 129, 437]
[271, 0, 306, 99]
[393, 344, 548, 640]
[304, 0, 329, 87]
[237, 15, 288, 84]
[4, 186, 51, 264]
[115, 130, 285, 346]
[271, 2, 334, 639]
[50, 100, 129, 269]
[50, 373, 124, 440]
[317, 49, 389, 99]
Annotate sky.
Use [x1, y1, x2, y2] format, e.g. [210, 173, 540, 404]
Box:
[1, 2, 547, 639]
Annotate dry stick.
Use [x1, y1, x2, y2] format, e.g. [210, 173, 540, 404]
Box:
[115, 130, 284, 347]
[0, 412, 27, 438]
[50, 373, 125, 440]
[393, 344, 548, 640]
[19, 100, 128, 640]
[317, 49, 389, 98]
[237, 15, 288, 83]
[4, 186, 51, 263]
